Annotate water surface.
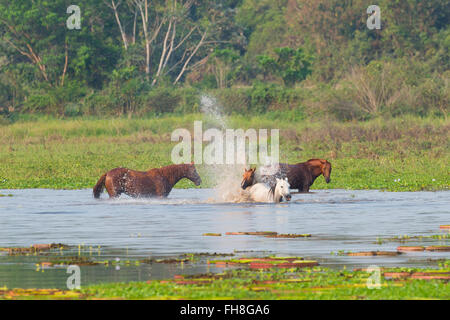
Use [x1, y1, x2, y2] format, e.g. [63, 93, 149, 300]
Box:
[1, 188, 449, 288]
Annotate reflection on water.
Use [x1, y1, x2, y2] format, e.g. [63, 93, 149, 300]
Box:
[0, 188, 449, 288]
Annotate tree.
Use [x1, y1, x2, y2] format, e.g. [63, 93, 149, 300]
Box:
[257, 47, 313, 86]
[208, 48, 240, 88]
[106, 0, 238, 85]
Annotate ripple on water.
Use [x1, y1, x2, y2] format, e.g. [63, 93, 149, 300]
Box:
[0, 188, 449, 264]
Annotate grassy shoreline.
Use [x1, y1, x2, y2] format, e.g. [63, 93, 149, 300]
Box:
[1, 263, 449, 300]
[0, 115, 448, 191]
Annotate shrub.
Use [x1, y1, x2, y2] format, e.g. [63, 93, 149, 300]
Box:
[144, 86, 181, 114]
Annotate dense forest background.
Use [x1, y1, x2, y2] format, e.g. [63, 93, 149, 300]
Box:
[0, 0, 448, 121]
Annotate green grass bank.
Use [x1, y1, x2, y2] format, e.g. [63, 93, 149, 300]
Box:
[0, 115, 448, 191]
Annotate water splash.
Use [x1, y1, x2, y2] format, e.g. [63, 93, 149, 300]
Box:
[198, 94, 286, 202]
[255, 161, 288, 188]
[198, 94, 248, 202]
[200, 95, 227, 130]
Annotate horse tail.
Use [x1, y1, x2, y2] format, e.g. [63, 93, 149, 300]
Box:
[93, 173, 107, 199]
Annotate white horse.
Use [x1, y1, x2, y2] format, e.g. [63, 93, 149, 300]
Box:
[247, 178, 291, 203]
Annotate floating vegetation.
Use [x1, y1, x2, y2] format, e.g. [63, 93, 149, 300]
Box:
[211, 256, 319, 269]
[0, 288, 82, 300]
[226, 231, 278, 236]
[440, 225, 450, 230]
[264, 234, 312, 238]
[382, 272, 411, 279]
[345, 251, 401, 256]
[380, 233, 450, 243]
[81, 263, 450, 300]
[40, 256, 102, 267]
[425, 246, 450, 252]
[139, 257, 190, 264]
[225, 231, 312, 239]
[1, 253, 449, 299]
[1, 243, 69, 256]
[202, 233, 222, 236]
[181, 252, 234, 257]
[383, 271, 450, 280]
[397, 246, 425, 252]
[0, 193, 13, 197]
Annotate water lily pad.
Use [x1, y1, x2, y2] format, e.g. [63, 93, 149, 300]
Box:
[265, 234, 311, 238]
[249, 260, 318, 269]
[4, 243, 67, 255]
[410, 272, 450, 280]
[383, 272, 411, 279]
[225, 231, 278, 236]
[425, 246, 450, 252]
[397, 246, 425, 252]
[40, 262, 53, 268]
[212, 256, 317, 269]
[346, 251, 401, 256]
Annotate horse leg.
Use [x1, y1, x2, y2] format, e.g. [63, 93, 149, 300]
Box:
[105, 174, 122, 198]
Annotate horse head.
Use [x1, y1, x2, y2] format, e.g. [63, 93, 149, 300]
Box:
[322, 160, 332, 183]
[187, 163, 202, 186]
[241, 167, 256, 189]
[275, 178, 291, 202]
[307, 159, 332, 183]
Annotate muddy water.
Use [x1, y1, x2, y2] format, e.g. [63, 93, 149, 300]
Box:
[0, 188, 449, 288]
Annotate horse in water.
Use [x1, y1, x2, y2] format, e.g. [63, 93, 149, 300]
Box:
[280, 159, 331, 192]
[93, 163, 202, 198]
[241, 168, 291, 203]
[241, 159, 332, 193]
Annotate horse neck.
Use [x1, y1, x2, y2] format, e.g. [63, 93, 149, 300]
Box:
[270, 185, 279, 202]
[307, 162, 324, 182]
[158, 164, 189, 187]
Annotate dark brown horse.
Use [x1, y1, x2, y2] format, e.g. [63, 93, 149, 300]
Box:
[241, 159, 332, 193]
[93, 163, 202, 198]
[281, 159, 332, 192]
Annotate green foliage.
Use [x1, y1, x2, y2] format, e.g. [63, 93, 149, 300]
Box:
[208, 48, 241, 88]
[257, 47, 313, 86]
[82, 265, 450, 299]
[22, 81, 87, 115]
[0, 0, 448, 119]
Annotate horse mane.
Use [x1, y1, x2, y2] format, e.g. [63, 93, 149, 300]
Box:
[268, 185, 276, 198]
[154, 164, 192, 183]
[307, 158, 326, 164]
[155, 163, 190, 174]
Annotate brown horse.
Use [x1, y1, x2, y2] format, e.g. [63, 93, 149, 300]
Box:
[93, 163, 202, 198]
[241, 167, 256, 189]
[241, 159, 332, 193]
[281, 159, 332, 192]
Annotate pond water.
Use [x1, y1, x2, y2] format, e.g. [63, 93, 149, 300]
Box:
[0, 188, 449, 289]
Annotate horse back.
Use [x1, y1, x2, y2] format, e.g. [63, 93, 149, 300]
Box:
[106, 167, 167, 197]
[282, 163, 313, 192]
